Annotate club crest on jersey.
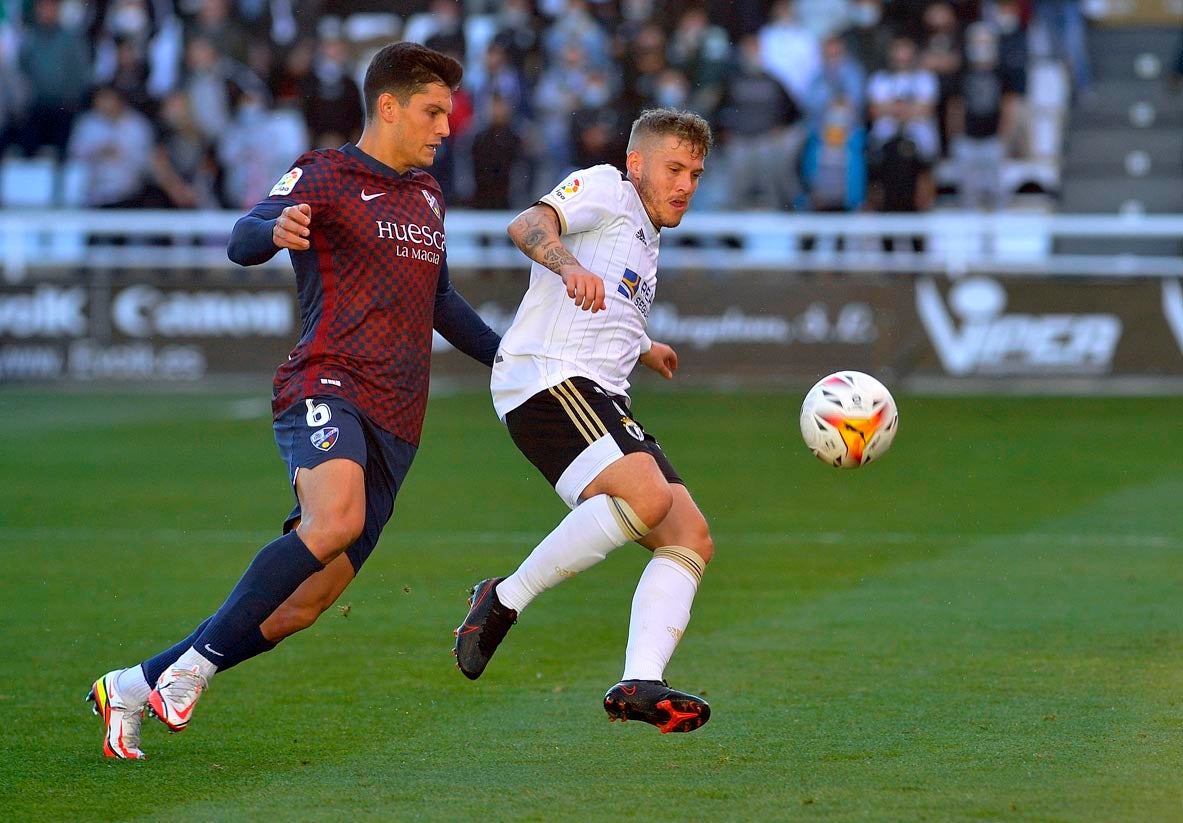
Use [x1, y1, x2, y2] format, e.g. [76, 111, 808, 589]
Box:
[551, 177, 582, 201]
[618, 267, 640, 300]
[421, 190, 441, 219]
[635, 228, 648, 245]
[269, 167, 303, 197]
[310, 426, 339, 452]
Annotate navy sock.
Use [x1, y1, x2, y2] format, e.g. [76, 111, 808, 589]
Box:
[190, 531, 323, 665]
[141, 617, 212, 685]
[141, 620, 278, 684]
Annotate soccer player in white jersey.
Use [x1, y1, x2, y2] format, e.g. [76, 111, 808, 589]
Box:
[454, 108, 715, 734]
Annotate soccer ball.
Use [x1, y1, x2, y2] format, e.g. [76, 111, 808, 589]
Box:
[799, 371, 899, 469]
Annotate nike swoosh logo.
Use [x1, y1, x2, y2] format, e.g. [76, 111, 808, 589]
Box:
[203, 643, 224, 657]
[360, 190, 386, 201]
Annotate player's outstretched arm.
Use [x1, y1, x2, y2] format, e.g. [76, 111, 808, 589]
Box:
[507, 204, 605, 313]
[639, 341, 678, 380]
[227, 203, 311, 266]
[434, 260, 501, 367]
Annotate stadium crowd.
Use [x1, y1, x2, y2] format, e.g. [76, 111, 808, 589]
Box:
[0, 0, 1095, 213]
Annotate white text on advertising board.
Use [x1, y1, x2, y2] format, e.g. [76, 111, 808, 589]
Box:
[113, 285, 293, 338]
[917, 277, 1121, 375]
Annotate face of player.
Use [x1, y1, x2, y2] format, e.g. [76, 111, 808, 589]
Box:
[628, 135, 705, 230]
[384, 82, 454, 173]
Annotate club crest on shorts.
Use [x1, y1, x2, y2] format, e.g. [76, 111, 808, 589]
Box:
[310, 426, 339, 452]
[269, 167, 303, 196]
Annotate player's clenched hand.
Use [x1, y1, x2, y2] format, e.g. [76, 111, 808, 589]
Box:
[273, 204, 312, 251]
[561, 268, 606, 313]
[639, 342, 678, 379]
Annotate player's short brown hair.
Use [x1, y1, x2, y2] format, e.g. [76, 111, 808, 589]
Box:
[363, 41, 464, 118]
[626, 108, 713, 157]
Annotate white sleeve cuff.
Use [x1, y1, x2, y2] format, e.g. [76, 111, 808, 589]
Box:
[639, 334, 652, 355]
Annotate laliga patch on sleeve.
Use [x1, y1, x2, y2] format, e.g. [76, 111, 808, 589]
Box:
[549, 176, 582, 202]
[269, 167, 303, 197]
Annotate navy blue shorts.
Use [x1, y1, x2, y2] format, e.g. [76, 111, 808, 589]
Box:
[273, 395, 417, 573]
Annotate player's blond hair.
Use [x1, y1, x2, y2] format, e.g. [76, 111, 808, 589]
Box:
[626, 108, 713, 157]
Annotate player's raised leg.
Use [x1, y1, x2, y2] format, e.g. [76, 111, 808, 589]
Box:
[89, 545, 358, 757]
[148, 458, 364, 732]
[604, 484, 713, 733]
[454, 451, 670, 679]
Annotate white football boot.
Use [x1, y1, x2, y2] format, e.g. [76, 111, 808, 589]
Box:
[147, 664, 208, 732]
[86, 669, 147, 760]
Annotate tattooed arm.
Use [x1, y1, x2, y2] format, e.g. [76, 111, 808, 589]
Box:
[507, 204, 606, 313]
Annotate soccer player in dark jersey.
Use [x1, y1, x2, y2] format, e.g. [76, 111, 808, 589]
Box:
[86, 42, 500, 759]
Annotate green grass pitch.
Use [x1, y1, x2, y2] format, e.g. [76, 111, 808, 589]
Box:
[1, 387, 1181, 822]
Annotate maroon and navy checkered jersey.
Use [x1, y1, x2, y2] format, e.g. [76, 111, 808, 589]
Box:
[228, 144, 498, 447]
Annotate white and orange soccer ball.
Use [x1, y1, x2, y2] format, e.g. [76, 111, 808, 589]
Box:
[799, 371, 899, 469]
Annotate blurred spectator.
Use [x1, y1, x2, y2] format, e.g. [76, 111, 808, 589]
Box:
[490, 0, 542, 75]
[0, 25, 24, 153]
[648, 66, 691, 109]
[184, 0, 251, 64]
[1030, 0, 1090, 100]
[947, 22, 1023, 209]
[799, 96, 866, 211]
[715, 34, 806, 210]
[868, 34, 940, 163]
[666, 6, 731, 115]
[102, 35, 155, 116]
[542, 0, 612, 73]
[993, 0, 1030, 86]
[18, 0, 92, 159]
[570, 70, 630, 168]
[299, 34, 364, 146]
[757, 0, 820, 106]
[867, 131, 934, 252]
[216, 88, 308, 209]
[919, 2, 963, 153]
[405, 0, 467, 62]
[469, 40, 526, 130]
[67, 85, 155, 207]
[794, 0, 852, 39]
[805, 34, 865, 129]
[1172, 29, 1183, 93]
[844, 0, 891, 74]
[141, 90, 221, 208]
[271, 37, 315, 105]
[182, 34, 267, 144]
[245, 38, 279, 99]
[619, 21, 668, 112]
[470, 93, 524, 209]
[90, 0, 156, 91]
[533, 45, 597, 181]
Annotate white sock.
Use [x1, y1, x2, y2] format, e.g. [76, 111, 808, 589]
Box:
[621, 547, 705, 682]
[114, 666, 152, 706]
[174, 646, 219, 682]
[496, 494, 648, 613]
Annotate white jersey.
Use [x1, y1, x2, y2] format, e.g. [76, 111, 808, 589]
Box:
[492, 164, 661, 419]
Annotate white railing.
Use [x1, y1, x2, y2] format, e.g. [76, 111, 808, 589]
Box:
[2, 209, 1182, 282]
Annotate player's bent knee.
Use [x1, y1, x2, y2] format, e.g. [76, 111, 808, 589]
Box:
[677, 512, 713, 563]
[296, 511, 365, 559]
[691, 530, 714, 565]
[620, 482, 673, 532]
